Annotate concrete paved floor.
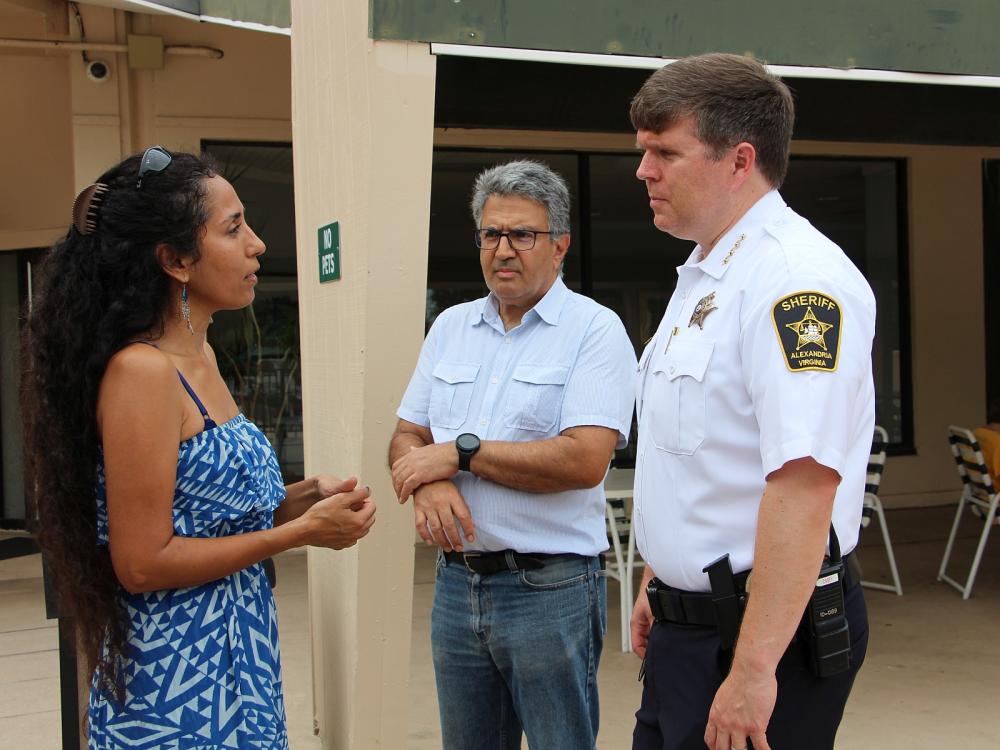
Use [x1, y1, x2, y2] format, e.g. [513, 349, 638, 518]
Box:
[2, 505, 998, 749]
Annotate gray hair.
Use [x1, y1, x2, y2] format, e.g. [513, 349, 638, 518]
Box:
[470, 160, 571, 239]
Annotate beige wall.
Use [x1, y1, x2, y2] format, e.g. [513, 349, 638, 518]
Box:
[144, 15, 292, 150]
[0, 8, 74, 250]
[0, 2, 292, 256]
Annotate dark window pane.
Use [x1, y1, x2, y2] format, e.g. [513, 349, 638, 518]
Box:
[589, 153, 692, 353]
[784, 157, 909, 449]
[203, 142, 303, 481]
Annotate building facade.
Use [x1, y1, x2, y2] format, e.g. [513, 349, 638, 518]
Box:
[2, 0, 998, 744]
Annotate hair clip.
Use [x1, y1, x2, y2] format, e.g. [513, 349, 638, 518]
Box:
[72, 183, 109, 236]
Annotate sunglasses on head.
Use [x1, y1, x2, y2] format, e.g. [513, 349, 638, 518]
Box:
[136, 145, 173, 189]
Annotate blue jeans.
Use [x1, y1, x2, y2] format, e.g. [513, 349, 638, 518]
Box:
[431, 552, 607, 750]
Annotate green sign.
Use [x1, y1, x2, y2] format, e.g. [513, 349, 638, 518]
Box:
[318, 221, 341, 283]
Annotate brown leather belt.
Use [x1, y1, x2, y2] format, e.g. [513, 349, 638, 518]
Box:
[443, 550, 603, 576]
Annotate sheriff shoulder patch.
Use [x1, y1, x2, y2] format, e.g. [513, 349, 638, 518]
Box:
[771, 291, 842, 372]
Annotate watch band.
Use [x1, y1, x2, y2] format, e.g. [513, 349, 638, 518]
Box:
[456, 433, 480, 473]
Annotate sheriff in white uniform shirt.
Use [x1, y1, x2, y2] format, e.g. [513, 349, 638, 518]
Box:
[634, 189, 876, 591]
[628, 53, 875, 750]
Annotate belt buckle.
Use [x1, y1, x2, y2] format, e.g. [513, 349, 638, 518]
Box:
[462, 552, 483, 573]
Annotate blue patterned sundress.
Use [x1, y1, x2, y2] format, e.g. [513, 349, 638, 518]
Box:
[89, 373, 288, 750]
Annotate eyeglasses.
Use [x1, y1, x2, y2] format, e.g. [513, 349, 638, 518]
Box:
[474, 228, 553, 252]
[136, 145, 173, 189]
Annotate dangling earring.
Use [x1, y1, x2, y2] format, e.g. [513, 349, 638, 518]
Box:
[181, 284, 195, 335]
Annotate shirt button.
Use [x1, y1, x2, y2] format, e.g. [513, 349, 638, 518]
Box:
[479, 418, 488, 427]
[669, 366, 676, 375]
[490, 377, 499, 384]
[504, 338, 511, 345]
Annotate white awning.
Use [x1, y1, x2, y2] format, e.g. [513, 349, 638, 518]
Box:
[431, 43, 1000, 89]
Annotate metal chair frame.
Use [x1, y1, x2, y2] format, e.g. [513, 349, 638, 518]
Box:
[604, 468, 643, 652]
[939, 425, 999, 599]
[860, 425, 903, 595]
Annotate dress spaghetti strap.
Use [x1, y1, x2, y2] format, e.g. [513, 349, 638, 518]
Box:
[131, 341, 218, 431]
[175, 371, 218, 431]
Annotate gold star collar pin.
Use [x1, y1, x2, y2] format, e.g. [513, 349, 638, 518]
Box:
[721, 233, 746, 265]
[689, 292, 718, 329]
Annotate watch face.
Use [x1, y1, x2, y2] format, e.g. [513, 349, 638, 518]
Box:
[456, 433, 480, 452]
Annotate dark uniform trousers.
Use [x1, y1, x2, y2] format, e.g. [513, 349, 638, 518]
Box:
[633, 581, 868, 750]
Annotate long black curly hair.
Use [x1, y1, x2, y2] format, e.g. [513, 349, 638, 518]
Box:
[22, 150, 216, 701]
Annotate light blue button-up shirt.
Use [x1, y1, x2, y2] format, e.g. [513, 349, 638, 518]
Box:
[398, 278, 637, 555]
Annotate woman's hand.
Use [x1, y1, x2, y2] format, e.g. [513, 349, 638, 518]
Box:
[295, 476, 376, 549]
[314, 474, 356, 507]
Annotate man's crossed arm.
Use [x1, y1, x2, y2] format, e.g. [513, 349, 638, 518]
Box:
[388, 419, 618, 551]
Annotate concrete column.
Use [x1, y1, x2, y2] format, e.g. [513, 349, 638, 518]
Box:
[289, 1, 435, 747]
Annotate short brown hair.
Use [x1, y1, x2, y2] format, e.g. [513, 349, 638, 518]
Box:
[630, 53, 795, 187]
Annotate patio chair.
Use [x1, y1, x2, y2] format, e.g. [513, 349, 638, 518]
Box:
[604, 468, 643, 652]
[860, 425, 903, 595]
[938, 425, 1000, 599]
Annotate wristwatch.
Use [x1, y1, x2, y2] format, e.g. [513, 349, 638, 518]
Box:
[456, 433, 481, 472]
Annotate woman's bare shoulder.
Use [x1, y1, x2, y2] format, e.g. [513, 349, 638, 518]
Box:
[103, 342, 177, 386]
[100, 344, 181, 415]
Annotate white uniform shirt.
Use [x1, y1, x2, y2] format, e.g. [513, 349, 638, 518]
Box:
[398, 277, 637, 555]
[634, 190, 876, 592]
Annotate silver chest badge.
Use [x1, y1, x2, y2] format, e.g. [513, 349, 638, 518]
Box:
[689, 292, 718, 330]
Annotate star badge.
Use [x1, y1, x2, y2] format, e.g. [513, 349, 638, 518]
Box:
[688, 292, 718, 329]
[785, 306, 834, 350]
[771, 291, 842, 372]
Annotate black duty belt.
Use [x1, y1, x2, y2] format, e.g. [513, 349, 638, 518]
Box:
[647, 552, 860, 628]
[443, 550, 603, 576]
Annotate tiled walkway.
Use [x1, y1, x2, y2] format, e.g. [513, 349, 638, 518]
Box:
[2, 505, 998, 749]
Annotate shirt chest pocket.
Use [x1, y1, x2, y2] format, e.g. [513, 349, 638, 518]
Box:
[505, 364, 570, 433]
[648, 339, 714, 455]
[429, 362, 480, 430]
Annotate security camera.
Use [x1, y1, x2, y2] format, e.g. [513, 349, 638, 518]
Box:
[85, 60, 111, 83]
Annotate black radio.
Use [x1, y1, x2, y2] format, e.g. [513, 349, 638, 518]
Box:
[803, 525, 851, 678]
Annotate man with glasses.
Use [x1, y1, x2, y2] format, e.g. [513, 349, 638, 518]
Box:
[389, 160, 636, 749]
[629, 54, 875, 750]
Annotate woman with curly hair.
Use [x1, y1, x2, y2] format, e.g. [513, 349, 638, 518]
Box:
[22, 147, 376, 749]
